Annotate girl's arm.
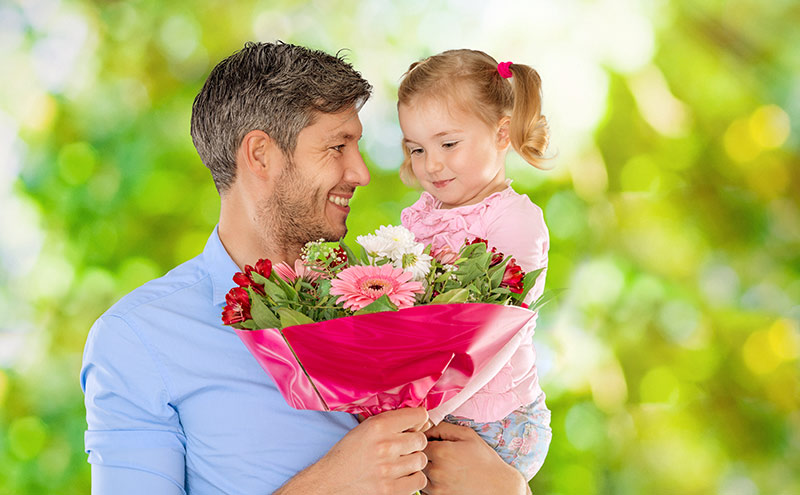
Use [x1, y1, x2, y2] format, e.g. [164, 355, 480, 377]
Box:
[485, 195, 549, 304]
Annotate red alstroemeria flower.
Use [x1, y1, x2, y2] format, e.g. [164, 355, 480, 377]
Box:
[252, 258, 272, 278]
[233, 259, 273, 296]
[500, 258, 525, 294]
[222, 287, 252, 325]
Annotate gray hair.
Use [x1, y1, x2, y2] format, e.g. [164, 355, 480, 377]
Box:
[191, 41, 373, 193]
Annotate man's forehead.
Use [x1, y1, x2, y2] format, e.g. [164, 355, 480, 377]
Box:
[314, 110, 363, 138]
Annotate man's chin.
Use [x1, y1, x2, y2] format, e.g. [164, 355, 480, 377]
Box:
[304, 224, 346, 244]
[327, 225, 347, 242]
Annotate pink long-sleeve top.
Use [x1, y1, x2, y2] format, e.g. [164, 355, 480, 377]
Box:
[401, 184, 549, 422]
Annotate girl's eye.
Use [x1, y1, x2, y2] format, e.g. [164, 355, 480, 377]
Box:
[443, 141, 459, 149]
[408, 147, 423, 155]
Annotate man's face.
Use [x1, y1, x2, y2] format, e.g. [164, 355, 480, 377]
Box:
[258, 108, 370, 249]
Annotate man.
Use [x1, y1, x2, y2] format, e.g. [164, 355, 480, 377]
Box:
[81, 41, 531, 494]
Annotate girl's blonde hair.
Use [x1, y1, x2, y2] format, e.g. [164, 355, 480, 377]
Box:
[397, 49, 550, 186]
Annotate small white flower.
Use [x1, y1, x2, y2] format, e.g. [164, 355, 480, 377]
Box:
[392, 242, 433, 281]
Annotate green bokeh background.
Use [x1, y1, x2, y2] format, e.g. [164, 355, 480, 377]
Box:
[1, 0, 798, 493]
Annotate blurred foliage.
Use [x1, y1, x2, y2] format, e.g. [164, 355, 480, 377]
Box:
[1, 0, 799, 494]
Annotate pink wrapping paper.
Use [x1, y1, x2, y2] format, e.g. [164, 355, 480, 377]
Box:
[235, 303, 536, 417]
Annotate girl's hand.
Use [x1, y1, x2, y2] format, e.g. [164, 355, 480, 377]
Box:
[422, 422, 530, 495]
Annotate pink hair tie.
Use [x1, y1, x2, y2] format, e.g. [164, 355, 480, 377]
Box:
[497, 61, 513, 78]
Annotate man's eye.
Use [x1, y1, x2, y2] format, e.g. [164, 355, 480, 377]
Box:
[331, 144, 345, 152]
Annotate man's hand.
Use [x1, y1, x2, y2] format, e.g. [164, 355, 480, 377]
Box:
[276, 407, 429, 494]
[422, 422, 530, 495]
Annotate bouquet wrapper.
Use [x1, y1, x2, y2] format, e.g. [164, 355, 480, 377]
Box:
[235, 303, 537, 418]
[426, 312, 537, 424]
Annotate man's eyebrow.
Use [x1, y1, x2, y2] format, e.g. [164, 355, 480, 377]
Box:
[329, 131, 361, 141]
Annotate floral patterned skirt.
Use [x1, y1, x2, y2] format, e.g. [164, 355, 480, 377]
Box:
[443, 393, 552, 480]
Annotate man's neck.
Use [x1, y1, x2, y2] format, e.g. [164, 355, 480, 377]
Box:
[218, 197, 300, 270]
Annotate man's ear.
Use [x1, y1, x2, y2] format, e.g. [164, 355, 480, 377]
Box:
[237, 130, 276, 180]
[496, 117, 511, 149]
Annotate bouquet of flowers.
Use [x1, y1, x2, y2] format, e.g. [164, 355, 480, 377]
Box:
[222, 225, 554, 419]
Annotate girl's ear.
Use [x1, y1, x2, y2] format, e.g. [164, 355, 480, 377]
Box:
[496, 117, 511, 149]
[237, 130, 276, 180]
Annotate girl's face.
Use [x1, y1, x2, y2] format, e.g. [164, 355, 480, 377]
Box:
[399, 97, 509, 209]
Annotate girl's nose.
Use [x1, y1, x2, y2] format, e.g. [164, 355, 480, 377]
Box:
[424, 154, 444, 175]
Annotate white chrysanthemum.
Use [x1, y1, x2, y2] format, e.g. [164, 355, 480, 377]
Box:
[358, 224, 419, 262]
[392, 242, 433, 281]
[356, 233, 395, 259]
[374, 225, 417, 257]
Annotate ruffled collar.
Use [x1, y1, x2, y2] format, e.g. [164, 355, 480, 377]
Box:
[409, 181, 516, 220]
[401, 181, 518, 251]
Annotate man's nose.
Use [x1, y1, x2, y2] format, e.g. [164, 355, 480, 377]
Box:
[344, 149, 371, 186]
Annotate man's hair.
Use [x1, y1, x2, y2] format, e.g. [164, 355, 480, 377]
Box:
[191, 41, 372, 193]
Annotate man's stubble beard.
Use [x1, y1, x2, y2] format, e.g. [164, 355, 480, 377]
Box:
[256, 160, 347, 258]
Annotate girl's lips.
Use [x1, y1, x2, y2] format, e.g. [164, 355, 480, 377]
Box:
[432, 178, 454, 189]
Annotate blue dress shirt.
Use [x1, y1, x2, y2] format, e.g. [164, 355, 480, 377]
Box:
[81, 227, 358, 494]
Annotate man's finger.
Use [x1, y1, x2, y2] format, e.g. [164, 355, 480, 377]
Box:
[372, 406, 429, 433]
[393, 450, 428, 478]
[399, 430, 428, 456]
[395, 470, 427, 494]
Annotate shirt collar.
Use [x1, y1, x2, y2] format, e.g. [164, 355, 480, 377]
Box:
[203, 225, 242, 306]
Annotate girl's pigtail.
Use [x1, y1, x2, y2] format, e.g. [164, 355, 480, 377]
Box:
[508, 64, 551, 170]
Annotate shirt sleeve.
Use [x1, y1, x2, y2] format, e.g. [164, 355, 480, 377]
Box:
[485, 195, 550, 303]
[81, 314, 187, 494]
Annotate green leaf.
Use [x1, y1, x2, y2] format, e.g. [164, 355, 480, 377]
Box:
[277, 307, 315, 328]
[453, 258, 486, 286]
[339, 239, 367, 265]
[435, 269, 454, 284]
[260, 278, 286, 302]
[488, 258, 509, 287]
[459, 242, 487, 259]
[431, 288, 471, 304]
[274, 274, 298, 301]
[353, 294, 399, 315]
[250, 295, 281, 329]
[528, 289, 564, 313]
[239, 319, 260, 330]
[251, 271, 269, 286]
[517, 268, 544, 302]
[316, 278, 332, 297]
[491, 287, 513, 295]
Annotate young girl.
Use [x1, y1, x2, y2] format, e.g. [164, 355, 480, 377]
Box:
[397, 49, 552, 480]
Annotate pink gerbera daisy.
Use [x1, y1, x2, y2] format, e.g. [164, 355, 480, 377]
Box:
[329, 264, 424, 311]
